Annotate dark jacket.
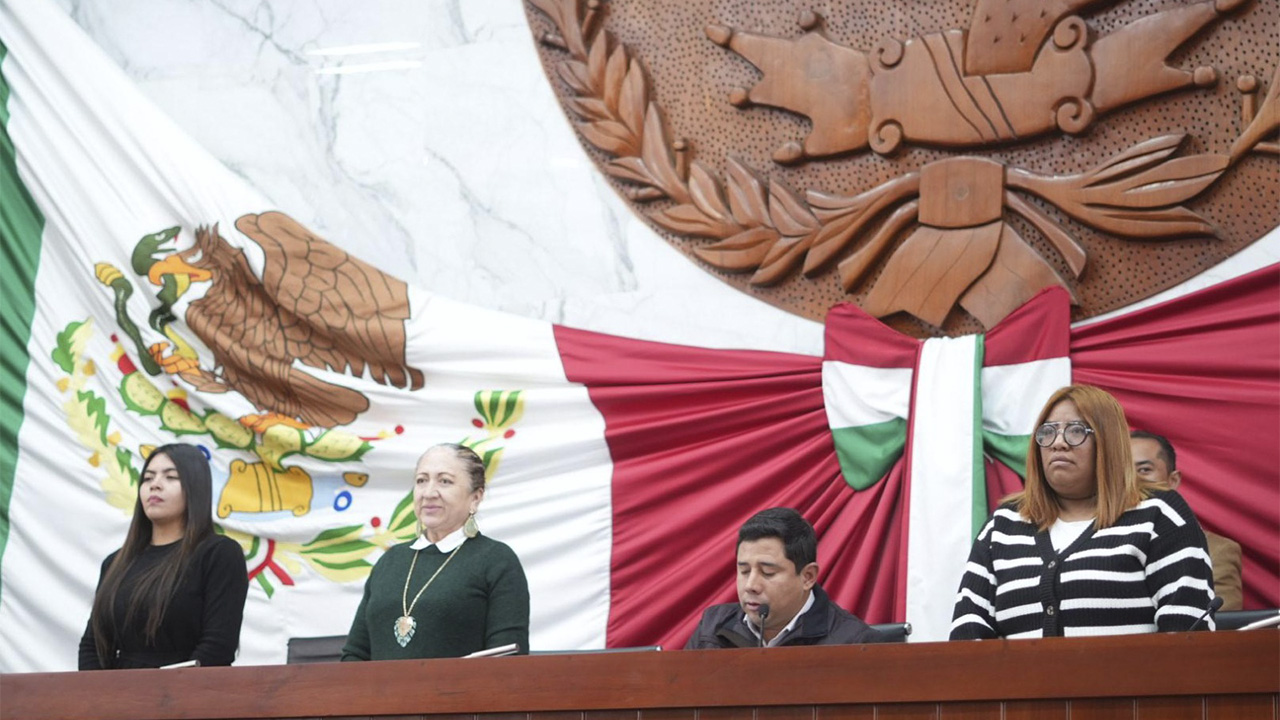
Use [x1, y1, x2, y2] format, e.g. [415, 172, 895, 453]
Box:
[683, 585, 885, 649]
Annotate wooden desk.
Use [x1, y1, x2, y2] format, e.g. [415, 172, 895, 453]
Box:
[3, 632, 1277, 720]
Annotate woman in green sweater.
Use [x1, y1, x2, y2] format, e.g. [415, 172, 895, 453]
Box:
[342, 443, 530, 660]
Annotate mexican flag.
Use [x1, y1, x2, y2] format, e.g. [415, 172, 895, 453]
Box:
[2, 0, 1277, 672]
[0, 0, 619, 669]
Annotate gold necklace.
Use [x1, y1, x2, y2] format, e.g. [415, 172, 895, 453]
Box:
[394, 542, 463, 647]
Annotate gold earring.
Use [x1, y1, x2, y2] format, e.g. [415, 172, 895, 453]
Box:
[464, 512, 479, 538]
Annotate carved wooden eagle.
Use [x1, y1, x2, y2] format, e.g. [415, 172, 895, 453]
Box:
[148, 211, 424, 428]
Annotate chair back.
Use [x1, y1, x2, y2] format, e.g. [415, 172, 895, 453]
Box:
[1216, 610, 1280, 631]
[285, 635, 346, 664]
[869, 622, 912, 643]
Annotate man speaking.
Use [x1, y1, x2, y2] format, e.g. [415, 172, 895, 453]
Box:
[685, 507, 884, 648]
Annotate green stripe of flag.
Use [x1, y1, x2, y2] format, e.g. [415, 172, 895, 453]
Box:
[0, 36, 47, 604]
[830, 418, 907, 491]
[983, 430, 1031, 479]
[970, 336, 987, 538]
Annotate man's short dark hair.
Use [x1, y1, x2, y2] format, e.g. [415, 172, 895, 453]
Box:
[1130, 429, 1177, 471]
[737, 507, 817, 573]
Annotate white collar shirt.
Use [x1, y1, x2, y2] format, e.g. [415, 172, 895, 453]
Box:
[409, 526, 468, 552]
[742, 589, 816, 647]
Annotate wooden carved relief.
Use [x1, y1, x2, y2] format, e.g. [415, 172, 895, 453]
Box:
[525, 0, 1279, 336]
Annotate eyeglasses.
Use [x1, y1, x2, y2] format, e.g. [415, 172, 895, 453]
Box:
[1034, 421, 1095, 448]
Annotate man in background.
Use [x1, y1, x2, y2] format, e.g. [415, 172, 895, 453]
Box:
[1131, 431, 1244, 611]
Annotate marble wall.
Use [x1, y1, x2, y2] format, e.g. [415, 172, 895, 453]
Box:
[52, 0, 825, 355]
[53, 0, 1277, 353]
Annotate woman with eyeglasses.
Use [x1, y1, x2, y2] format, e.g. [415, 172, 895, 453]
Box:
[949, 384, 1215, 639]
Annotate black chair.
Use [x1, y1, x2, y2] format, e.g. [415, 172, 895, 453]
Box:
[1215, 609, 1280, 631]
[285, 635, 346, 664]
[870, 622, 912, 642]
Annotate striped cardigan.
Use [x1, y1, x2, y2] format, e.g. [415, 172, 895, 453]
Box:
[950, 489, 1216, 639]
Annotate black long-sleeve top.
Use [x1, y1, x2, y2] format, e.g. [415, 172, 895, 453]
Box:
[79, 535, 249, 669]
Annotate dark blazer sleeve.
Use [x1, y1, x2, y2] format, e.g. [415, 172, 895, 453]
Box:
[190, 536, 249, 666]
[683, 611, 710, 649]
[78, 552, 117, 670]
[683, 607, 730, 649]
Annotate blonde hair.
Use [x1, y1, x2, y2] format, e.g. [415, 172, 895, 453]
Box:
[1005, 385, 1153, 530]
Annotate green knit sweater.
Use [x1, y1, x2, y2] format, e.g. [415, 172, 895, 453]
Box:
[341, 534, 529, 660]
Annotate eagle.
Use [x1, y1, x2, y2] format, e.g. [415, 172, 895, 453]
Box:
[137, 211, 424, 429]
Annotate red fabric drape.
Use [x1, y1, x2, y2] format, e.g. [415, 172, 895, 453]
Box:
[555, 264, 1279, 649]
[1071, 264, 1280, 610]
[553, 327, 902, 649]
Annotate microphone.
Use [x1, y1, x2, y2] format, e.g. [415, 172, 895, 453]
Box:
[756, 604, 770, 648]
[1188, 596, 1223, 631]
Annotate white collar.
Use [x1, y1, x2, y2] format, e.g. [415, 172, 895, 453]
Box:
[410, 526, 468, 552]
[743, 589, 816, 647]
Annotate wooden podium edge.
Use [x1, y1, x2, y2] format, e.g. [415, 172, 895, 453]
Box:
[2, 632, 1277, 720]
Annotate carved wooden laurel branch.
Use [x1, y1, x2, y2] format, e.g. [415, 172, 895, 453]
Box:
[529, 0, 1279, 329]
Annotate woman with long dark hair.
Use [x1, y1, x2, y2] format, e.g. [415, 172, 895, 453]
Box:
[78, 444, 249, 669]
